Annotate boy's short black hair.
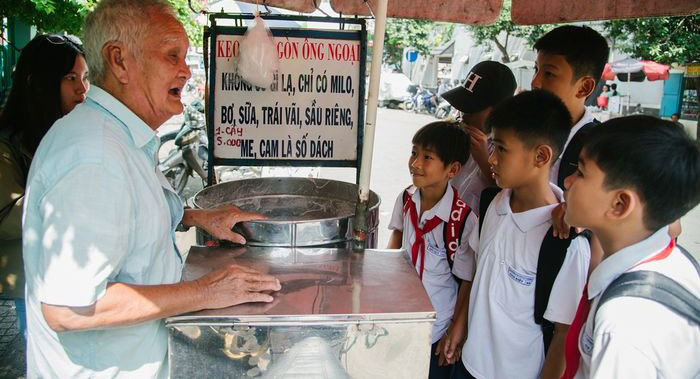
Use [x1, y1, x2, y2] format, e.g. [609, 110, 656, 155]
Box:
[486, 89, 572, 158]
[412, 121, 470, 166]
[534, 25, 610, 85]
[584, 115, 700, 231]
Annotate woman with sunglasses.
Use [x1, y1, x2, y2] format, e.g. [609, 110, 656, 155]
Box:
[0, 33, 88, 373]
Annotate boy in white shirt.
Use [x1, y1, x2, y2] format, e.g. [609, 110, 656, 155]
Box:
[450, 90, 591, 379]
[387, 121, 478, 379]
[441, 61, 517, 211]
[561, 116, 700, 379]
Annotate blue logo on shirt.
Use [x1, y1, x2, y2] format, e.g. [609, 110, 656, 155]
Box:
[580, 331, 594, 356]
[507, 265, 534, 286]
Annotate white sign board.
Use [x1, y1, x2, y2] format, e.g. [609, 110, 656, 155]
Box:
[212, 31, 364, 164]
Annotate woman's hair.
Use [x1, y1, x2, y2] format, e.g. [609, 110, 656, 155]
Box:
[0, 34, 85, 159]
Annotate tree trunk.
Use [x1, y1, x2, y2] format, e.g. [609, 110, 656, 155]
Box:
[493, 37, 511, 63]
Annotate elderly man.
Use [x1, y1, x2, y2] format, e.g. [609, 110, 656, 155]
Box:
[21, 0, 280, 377]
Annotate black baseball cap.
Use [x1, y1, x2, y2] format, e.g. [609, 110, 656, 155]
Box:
[442, 61, 517, 114]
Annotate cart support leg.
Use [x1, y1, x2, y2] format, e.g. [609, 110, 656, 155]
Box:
[353, 0, 389, 251]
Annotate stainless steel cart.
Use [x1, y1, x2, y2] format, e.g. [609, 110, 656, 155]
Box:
[166, 246, 435, 378]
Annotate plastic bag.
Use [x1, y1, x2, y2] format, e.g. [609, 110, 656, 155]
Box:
[238, 15, 279, 88]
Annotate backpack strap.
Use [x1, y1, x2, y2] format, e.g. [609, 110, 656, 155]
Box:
[401, 185, 413, 216]
[443, 186, 471, 269]
[557, 119, 601, 189]
[478, 186, 501, 234]
[536, 227, 578, 354]
[594, 245, 700, 331]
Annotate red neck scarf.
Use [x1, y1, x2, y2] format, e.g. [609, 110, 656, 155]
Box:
[404, 195, 443, 279]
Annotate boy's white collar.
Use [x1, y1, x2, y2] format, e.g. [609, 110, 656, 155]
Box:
[407, 185, 455, 224]
[494, 183, 564, 232]
[587, 226, 671, 299]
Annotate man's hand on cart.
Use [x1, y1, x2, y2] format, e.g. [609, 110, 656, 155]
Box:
[182, 204, 265, 244]
[196, 264, 281, 308]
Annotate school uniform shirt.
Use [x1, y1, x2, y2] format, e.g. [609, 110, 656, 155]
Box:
[389, 185, 478, 344]
[573, 227, 700, 379]
[461, 184, 590, 379]
[551, 108, 594, 185]
[451, 140, 494, 212]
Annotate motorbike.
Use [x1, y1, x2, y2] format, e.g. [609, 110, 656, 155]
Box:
[158, 98, 209, 196]
[403, 87, 437, 115]
[435, 99, 452, 119]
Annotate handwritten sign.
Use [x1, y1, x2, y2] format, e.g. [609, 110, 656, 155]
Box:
[212, 31, 364, 163]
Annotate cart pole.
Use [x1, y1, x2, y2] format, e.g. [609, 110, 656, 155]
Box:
[353, 0, 389, 251]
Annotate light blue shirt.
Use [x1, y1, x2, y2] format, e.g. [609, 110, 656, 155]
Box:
[23, 86, 184, 378]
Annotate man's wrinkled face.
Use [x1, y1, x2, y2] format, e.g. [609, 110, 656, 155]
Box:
[131, 11, 191, 127]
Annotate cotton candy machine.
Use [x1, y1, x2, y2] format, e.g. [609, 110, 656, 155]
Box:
[192, 177, 381, 247]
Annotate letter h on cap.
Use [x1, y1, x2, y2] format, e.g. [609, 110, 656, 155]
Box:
[462, 73, 482, 93]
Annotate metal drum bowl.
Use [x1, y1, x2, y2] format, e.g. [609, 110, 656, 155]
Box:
[192, 178, 381, 247]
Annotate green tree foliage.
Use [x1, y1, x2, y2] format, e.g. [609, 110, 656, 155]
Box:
[0, 0, 92, 36]
[604, 15, 700, 65]
[0, 0, 204, 46]
[467, 0, 556, 62]
[382, 18, 454, 69]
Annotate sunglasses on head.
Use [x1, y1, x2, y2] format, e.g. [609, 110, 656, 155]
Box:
[45, 34, 81, 46]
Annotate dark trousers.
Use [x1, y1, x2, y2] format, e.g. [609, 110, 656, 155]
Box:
[429, 341, 454, 379]
[450, 359, 477, 379]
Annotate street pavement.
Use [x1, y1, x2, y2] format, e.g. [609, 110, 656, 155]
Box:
[170, 107, 700, 257]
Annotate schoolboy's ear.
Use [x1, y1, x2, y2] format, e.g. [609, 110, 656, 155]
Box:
[447, 161, 461, 179]
[576, 76, 596, 99]
[534, 144, 554, 168]
[605, 189, 638, 221]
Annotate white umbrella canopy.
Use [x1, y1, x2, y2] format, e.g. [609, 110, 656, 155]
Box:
[607, 58, 646, 74]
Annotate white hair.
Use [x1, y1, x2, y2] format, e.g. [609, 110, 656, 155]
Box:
[83, 0, 177, 85]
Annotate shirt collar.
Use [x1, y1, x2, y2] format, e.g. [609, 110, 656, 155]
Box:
[494, 183, 563, 232]
[407, 185, 454, 224]
[587, 226, 671, 299]
[559, 107, 595, 159]
[87, 86, 157, 149]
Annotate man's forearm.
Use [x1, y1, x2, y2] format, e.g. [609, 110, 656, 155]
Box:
[43, 279, 209, 332]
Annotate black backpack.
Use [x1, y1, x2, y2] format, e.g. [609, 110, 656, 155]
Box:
[556, 119, 600, 189]
[478, 187, 583, 354]
[594, 245, 700, 330]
